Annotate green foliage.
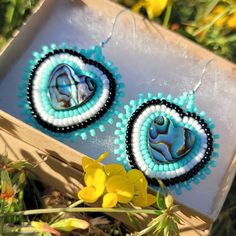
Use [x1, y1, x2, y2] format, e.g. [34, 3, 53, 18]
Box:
[0, 0, 39, 49]
[117, 0, 236, 63]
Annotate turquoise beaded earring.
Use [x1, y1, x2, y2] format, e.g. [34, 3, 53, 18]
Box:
[114, 60, 219, 194]
[19, 10, 135, 141]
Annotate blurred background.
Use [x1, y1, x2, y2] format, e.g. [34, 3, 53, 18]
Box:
[0, 0, 235, 235]
[1, 0, 235, 62]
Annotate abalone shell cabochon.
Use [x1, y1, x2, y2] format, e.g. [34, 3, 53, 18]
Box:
[48, 64, 96, 110]
[148, 116, 195, 163]
[21, 44, 123, 140]
[114, 93, 219, 194]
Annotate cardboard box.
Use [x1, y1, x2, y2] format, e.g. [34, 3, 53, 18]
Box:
[1, 0, 236, 235]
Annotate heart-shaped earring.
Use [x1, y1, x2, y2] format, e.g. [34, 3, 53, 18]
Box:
[114, 60, 219, 194]
[18, 10, 135, 141]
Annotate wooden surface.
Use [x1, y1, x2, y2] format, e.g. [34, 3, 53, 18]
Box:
[0, 110, 211, 235]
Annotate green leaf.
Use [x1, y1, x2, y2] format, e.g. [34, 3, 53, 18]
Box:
[172, 213, 182, 225]
[167, 217, 179, 236]
[156, 191, 166, 210]
[155, 209, 164, 215]
[156, 178, 168, 196]
[4, 0, 16, 24]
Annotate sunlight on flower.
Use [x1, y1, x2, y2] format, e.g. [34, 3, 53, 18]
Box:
[78, 167, 107, 203]
[133, 0, 168, 19]
[106, 176, 134, 203]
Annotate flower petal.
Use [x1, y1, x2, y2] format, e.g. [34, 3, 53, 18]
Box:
[147, 0, 168, 18]
[104, 164, 126, 177]
[132, 194, 147, 207]
[97, 152, 109, 162]
[127, 169, 147, 192]
[102, 192, 118, 208]
[78, 186, 99, 203]
[82, 156, 102, 172]
[132, 1, 146, 13]
[132, 193, 156, 207]
[82, 168, 106, 202]
[228, 12, 236, 29]
[84, 168, 106, 190]
[106, 175, 134, 203]
[146, 193, 156, 206]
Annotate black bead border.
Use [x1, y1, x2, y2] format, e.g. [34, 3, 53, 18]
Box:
[125, 99, 214, 186]
[27, 49, 117, 133]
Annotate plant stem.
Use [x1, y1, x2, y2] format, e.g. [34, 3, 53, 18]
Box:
[49, 199, 84, 224]
[163, 0, 173, 28]
[2, 225, 37, 234]
[1, 207, 157, 217]
[68, 199, 84, 208]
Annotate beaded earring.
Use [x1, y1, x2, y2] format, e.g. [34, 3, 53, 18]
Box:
[19, 10, 135, 141]
[114, 60, 219, 194]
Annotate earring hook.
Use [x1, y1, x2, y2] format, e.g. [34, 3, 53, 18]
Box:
[100, 9, 136, 48]
[193, 58, 214, 93]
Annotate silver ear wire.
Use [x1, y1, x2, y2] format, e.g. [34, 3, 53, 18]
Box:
[100, 9, 136, 48]
[193, 58, 214, 93]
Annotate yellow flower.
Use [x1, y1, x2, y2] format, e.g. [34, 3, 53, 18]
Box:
[133, 0, 168, 19]
[79, 154, 127, 204]
[81, 152, 109, 171]
[78, 154, 154, 208]
[102, 175, 134, 208]
[51, 218, 89, 232]
[227, 9, 236, 28]
[78, 167, 107, 203]
[127, 169, 156, 207]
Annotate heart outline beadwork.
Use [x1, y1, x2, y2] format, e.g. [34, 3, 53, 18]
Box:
[20, 44, 124, 141]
